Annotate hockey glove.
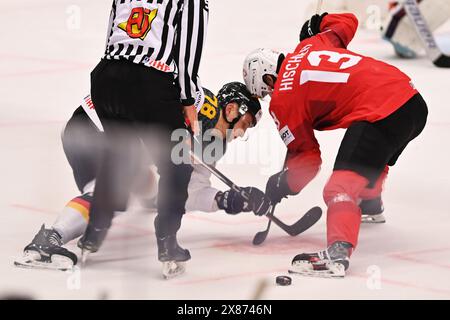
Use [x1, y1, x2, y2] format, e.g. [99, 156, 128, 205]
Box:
[265, 170, 296, 204]
[245, 187, 272, 216]
[299, 12, 328, 41]
[216, 188, 252, 215]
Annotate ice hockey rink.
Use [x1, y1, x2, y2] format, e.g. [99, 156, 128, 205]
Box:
[1, 0, 450, 300]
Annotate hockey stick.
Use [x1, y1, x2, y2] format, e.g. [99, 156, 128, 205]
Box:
[189, 150, 322, 237]
[403, 0, 450, 67]
[253, 0, 325, 245]
[256, 206, 322, 238]
[316, 0, 324, 14]
[252, 204, 275, 245]
[252, 151, 286, 246]
[252, 153, 288, 245]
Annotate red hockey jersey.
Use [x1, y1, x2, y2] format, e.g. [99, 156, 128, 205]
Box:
[270, 13, 418, 193]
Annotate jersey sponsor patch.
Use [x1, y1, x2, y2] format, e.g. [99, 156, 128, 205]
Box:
[279, 125, 295, 146]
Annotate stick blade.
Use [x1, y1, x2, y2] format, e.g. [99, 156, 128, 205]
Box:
[252, 206, 275, 246]
[289, 206, 322, 236]
[252, 230, 269, 246]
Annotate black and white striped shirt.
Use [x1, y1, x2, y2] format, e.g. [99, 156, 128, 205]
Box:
[104, 0, 209, 106]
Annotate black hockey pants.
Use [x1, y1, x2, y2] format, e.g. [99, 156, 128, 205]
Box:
[89, 59, 193, 237]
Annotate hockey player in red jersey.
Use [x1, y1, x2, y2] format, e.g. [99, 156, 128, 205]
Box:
[243, 12, 428, 277]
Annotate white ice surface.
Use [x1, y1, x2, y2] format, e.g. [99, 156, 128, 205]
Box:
[1, 0, 450, 299]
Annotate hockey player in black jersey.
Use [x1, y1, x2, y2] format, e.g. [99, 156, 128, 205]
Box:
[15, 82, 263, 277]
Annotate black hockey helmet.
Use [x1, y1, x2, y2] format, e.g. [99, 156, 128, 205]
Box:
[217, 81, 262, 127]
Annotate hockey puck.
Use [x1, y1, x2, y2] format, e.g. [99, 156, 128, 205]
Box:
[275, 275, 292, 286]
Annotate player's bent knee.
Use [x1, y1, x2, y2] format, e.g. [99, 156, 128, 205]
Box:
[323, 170, 369, 206]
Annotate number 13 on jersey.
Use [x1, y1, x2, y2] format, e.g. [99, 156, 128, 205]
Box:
[300, 50, 362, 85]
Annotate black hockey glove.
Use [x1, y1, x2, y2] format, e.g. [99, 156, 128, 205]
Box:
[216, 188, 252, 215]
[245, 187, 272, 216]
[265, 170, 296, 204]
[299, 12, 328, 41]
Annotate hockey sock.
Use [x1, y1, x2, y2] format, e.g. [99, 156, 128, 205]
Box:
[324, 170, 369, 249]
[327, 201, 360, 250]
[52, 194, 92, 244]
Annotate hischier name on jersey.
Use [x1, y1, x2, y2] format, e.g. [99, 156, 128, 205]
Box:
[104, 0, 209, 106]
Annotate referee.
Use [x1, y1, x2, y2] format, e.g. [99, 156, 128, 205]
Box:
[78, 0, 209, 265]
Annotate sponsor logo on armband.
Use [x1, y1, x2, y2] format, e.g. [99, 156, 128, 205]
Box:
[83, 95, 94, 109]
[81, 94, 104, 132]
[195, 89, 205, 112]
[279, 125, 295, 146]
[143, 57, 174, 72]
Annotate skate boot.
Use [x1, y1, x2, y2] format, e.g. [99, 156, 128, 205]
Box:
[14, 225, 77, 271]
[360, 197, 386, 223]
[289, 241, 352, 278]
[77, 224, 109, 264]
[157, 234, 191, 279]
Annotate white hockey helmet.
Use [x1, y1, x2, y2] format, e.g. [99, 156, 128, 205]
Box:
[243, 48, 282, 98]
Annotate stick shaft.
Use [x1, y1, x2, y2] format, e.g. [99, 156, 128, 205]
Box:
[189, 150, 245, 195]
[316, 0, 324, 14]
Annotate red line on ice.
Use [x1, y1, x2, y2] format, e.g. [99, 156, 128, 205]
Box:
[388, 247, 450, 270]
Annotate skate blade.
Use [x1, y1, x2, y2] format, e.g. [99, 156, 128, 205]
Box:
[14, 252, 74, 272]
[288, 261, 345, 279]
[80, 249, 91, 267]
[162, 261, 186, 279]
[361, 213, 386, 224]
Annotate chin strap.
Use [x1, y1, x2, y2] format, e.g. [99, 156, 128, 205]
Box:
[223, 112, 241, 129]
[222, 101, 252, 129]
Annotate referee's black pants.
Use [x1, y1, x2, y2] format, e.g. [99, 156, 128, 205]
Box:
[89, 59, 193, 238]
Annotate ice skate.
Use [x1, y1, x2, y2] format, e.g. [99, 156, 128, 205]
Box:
[14, 225, 77, 271]
[288, 241, 352, 278]
[157, 234, 190, 279]
[360, 197, 386, 223]
[77, 224, 109, 265]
